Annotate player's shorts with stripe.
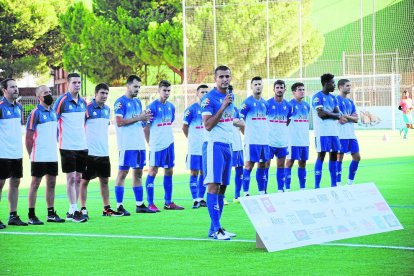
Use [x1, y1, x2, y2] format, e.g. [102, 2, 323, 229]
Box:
[31, 162, 58, 177]
[149, 143, 175, 168]
[82, 156, 111, 180]
[314, 136, 340, 153]
[186, 154, 202, 171]
[244, 144, 270, 163]
[202, 142, 232, 186]
[339, 139, 359, 154]
[119, 150, 146, 170]
[232, 150, 244, 167]
[269, 146, 288, 159]
[60, 149, 88, 173]
[287, 146, 309, 161]
[0, 158, 23, 179]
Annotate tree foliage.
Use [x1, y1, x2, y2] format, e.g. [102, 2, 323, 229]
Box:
[0, 0, 73, 79]
[59, 0, 323, 86]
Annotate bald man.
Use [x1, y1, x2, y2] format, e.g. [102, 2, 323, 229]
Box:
[25, 85, 65, 224]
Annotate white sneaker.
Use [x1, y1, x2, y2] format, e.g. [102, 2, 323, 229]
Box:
[222, 228, 236, 237]
[213, 228, 231, 240]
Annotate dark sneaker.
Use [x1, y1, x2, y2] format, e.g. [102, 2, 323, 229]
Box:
[164, 202, 185, 210]
[117, 205, 131, 216]
[28, 216, 44, 225]
[192, 201, 201, 209]
[103, 208, 124, 217]
[66, 212, 73, 221]
[0, 220, 6, 229]
[136, 204, 156, 213]
[47, 211, 65, 223]
[80, 208, 89, 221]
[72, 211, 87, 223]
[199, 200, 207, 207]
[8, 215, 28, 226]
[148, 204, 160, 212]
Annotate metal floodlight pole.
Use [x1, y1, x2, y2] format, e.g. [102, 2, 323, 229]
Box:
[182, 0, 188, 108]
[360, 0, 365, 107]
[213, 0, 217, 69]
[298, 0, 303, 82]
[372, 0, 376, 94]
[266, 0, 270, 99]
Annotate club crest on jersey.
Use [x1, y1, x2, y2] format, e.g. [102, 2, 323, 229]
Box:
[43, 115, 47, 119]
[114, 102, 122, 111]
[93, 111, 97, 116]
[241, 103, 247, 110]
[313, 98, 320, 104]
[201, 98, 210, 108]
[184, 110, 190, 117]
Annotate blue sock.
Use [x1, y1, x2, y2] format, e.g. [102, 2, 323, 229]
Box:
[197, 175, 206, 199]
[132, 186, 143, 202]
[114, 186, 124, 204]
[164, 175, 173, 204]
[336, 161, 343, 184]
[242, 169, 252, 193]
[314, 159, 323, 189]
[264, 167, 269, 192]
[234, 167, 243, 198]
[145, 175, 155, 205]
[277, 168, 285, 191]
[207, 193, 220, 232]
[284, 168, 292, 190]
[189, 175, 198, 200]
[256, 168, 266, 193]
[298, 167, 306, 189]
[329, 161, 337, 187]
[349, 160, 360, 181]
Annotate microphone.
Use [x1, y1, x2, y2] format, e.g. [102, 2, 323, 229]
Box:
[227, 85, 233, 94]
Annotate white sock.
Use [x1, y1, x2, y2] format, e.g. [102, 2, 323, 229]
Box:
[278, 190, 284, 193]
[117, 202, 123, 208]
[347, 179, 354, 185]
[337, 182, 342, 186]
[285, 189, 290, 192]
[259, 191, 265, 195]
[69, 204, 78, 214]
[244, 191, 250, 196]
[136, 201, 143, 206]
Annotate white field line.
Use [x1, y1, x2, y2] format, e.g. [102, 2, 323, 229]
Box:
[1, 231, 413, 251]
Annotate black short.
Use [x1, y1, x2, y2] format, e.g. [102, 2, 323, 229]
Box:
[31, 162, 58, 177]
[0, 158, 23, 179]
[60, 149, 88, 173]
[82, 156, 111, 180]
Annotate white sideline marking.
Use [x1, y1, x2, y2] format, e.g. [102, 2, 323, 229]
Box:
[1, 231, 413, 251]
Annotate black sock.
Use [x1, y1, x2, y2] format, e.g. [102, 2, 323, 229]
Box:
[47, 207, 54, 215]
[104, 205, 110, 210]
[10, 211, 17, 217]
[28, 208, 35, 218]
[81, 207, 86, 210]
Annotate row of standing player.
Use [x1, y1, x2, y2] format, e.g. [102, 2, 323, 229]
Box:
[0, 70, 360, 238]
[0, 75, 186, 227]
[194, 67, 361, 240]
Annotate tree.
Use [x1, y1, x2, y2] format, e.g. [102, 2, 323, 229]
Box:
[0, 0, 73, 79]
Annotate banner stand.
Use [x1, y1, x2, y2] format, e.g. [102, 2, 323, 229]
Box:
[256, 233, 266, 250]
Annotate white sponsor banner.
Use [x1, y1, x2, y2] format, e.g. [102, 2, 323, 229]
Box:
[240, 183, 403, 252]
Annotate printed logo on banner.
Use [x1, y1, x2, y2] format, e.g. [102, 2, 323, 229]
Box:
[293, 230, 310, 241]
[383, 215, 399, 227]
[270, 217, 285, 225]
[295, 210, 316, 225]
[337, 225, 349, 233]
[375, 202, 389, 211]
[244, 199, 262, 215]
[286, 214, 299, 225]
[312, 212, 327, 219]
[322, 226, 335, 235]
[316, 194, 329, 202]
[372, 216, 387, 229]
[261, 197, 276, 213]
